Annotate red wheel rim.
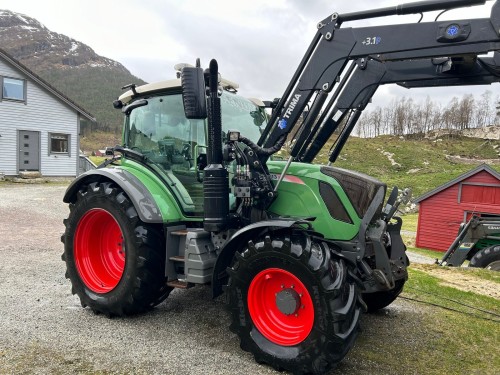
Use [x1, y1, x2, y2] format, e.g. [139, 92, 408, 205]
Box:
[247, 268, 314, 346]
[74, 208, 125, 293]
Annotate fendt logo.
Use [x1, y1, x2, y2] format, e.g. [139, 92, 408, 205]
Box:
[283, 94, 301, 119]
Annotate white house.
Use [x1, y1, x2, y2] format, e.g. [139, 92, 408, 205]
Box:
[0, 48, 95, 177]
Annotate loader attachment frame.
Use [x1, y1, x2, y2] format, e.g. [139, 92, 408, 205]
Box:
[258, 0, 500, 166]
[299, 52, 500, 163]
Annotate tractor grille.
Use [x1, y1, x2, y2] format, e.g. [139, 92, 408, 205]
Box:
[319, 182, 353, 224]
[320, 166, 386, 219]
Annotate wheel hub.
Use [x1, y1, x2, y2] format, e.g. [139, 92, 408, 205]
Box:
[247, 268, 314, 346]
[276, 288, 301, 315]
[74, 208, 125, 293]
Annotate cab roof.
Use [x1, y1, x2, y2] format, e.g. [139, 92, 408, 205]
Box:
[118, 72, 242, 105]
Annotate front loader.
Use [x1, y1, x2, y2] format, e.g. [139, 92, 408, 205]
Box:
[438, 215, 500, 270]
[61, 1, 500, 374]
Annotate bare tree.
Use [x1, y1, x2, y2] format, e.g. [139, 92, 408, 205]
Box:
[475, 90, 493, 128]
[456, 94, 475, 130]
[370, 106, 383, 137]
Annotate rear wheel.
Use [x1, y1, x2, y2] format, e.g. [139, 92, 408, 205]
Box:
[61, 181, 172, 316]
[470, 245, 500, 271]
[227, 231, 361, 375]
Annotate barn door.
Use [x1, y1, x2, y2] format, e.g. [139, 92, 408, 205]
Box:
[18, 130, 40, 171]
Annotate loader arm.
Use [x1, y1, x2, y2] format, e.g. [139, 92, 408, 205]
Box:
[258, 0, 499, 166]
[298, 52, 500, 163]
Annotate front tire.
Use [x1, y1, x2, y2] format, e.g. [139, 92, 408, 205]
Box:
[227, 231, 361, 375]
[470, 245, 500, 271]
[61, 181, 172, 316]
[361, 278, 406, 313]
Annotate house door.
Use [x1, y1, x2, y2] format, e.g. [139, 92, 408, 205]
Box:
[18, 130, 40, 171]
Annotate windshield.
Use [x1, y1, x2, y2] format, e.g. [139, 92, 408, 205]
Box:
[124, 91, 267, 216]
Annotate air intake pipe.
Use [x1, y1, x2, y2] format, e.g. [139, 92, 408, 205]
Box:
[203, 59, 229, 232]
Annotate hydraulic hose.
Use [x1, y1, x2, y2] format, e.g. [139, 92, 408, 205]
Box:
[239, 134, 287, 157]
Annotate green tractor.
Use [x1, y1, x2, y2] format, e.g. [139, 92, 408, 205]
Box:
[61, 0, 500, 373]
[438, 215, 500, 270]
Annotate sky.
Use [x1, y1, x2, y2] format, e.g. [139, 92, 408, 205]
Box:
[0, 0, 497, 109]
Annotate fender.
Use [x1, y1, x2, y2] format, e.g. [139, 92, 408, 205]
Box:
[212, 219, 311, 298]
[63, 168, 163, 223]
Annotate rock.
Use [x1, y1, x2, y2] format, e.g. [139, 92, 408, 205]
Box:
[11, 177, 47, 184]
[18, 171, 42, 179]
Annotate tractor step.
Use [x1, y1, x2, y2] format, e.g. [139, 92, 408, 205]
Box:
[169, 255, 185, 263]
[167, 279, 194, 289]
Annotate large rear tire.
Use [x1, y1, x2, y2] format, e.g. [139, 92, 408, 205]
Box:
[61, 181, 172, 316]
[469, 245, 500, 271]
[227, 231, 361, 375]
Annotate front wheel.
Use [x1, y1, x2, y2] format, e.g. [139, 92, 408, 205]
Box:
[227, 232, 361, 375]
[61, 181, 172, 316]
[470, 245, 500, 271]
[361, 279, 406, 313]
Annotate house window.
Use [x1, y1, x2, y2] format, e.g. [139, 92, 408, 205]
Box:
[2, 77, 26, 101]
[49, 133, 70, 155]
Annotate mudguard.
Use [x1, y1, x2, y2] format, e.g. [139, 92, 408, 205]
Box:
[63, 168, 163, 223]
[212, 219, 311, 298]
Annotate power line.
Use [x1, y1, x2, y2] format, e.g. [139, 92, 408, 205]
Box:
[399, 296, 500, 323]
[406, 285, 500, 318]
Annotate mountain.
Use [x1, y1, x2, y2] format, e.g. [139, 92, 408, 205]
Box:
[0, 10, 146, 132]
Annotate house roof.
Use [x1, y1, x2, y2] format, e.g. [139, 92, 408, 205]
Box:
[0, 48, 95, 122]
[414, 163, 500, 203]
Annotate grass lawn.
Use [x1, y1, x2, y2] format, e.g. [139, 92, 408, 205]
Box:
[407, 246, 443, 259]
[400, 267, 500, 374]
[347, 265, 500, 375]
[401, 212, 419, 232]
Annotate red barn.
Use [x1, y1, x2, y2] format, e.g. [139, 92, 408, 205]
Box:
[415, 164, 500, 251]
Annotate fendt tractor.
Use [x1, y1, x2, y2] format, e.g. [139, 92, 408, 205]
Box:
[61, 0, 500, 373]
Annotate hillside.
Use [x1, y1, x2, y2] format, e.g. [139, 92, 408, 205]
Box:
[315, 134, 500, 198]
[0, 10, 146, 131]
[83, 127, 500, 199]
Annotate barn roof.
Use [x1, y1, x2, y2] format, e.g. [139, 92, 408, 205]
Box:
[0, 48, 95, 122]
[414, 163, 500, 203]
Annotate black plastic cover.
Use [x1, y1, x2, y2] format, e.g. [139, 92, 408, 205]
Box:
[321, 166, 386, 219]
[319, 181, 353, 223]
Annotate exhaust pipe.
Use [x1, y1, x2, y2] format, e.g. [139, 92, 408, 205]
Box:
[203, 59, 229, 232]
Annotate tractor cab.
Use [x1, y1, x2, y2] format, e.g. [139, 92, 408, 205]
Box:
[117, 73, 267, 216]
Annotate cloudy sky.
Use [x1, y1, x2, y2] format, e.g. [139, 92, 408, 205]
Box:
[0, 0, 497, 107]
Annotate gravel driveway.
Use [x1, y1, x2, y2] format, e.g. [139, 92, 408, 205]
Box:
[0, 182, 431, 375]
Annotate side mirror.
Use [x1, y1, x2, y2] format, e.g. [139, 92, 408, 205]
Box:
[181, 65, 207, 119]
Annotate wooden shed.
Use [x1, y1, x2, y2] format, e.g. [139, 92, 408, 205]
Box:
[414, 164, 500, 251]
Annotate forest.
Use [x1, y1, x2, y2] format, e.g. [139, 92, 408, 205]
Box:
[353, 90, 498, 138]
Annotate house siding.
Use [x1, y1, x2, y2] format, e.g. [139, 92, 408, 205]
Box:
[0, 58, 79, 176]
[416, 170, 500, 251]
